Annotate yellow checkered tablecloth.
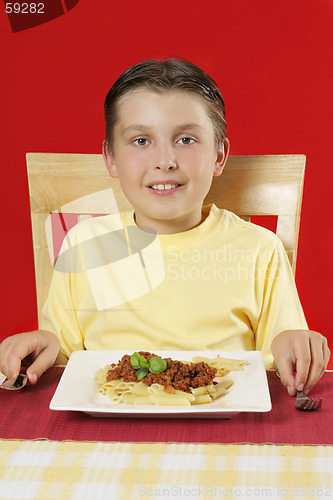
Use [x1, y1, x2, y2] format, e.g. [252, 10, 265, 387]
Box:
[1, 440, 333, 499]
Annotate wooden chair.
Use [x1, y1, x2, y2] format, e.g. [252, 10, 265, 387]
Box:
[26, 153, 306, 324]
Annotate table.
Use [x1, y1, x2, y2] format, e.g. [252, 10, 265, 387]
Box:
[1, 369, 333, 499]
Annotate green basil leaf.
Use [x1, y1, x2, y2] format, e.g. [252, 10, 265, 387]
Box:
[149, 356, 167, 374]
[139, 355, 149, 369]
[137, 367, 149, 380]
[130, 352, 141, 369]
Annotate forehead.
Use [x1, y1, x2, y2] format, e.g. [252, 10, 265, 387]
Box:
[114, 88, 212, 129]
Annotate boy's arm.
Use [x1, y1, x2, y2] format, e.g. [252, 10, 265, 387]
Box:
[253, 237, 330, 394]
[39, 234, 86, 360]
[254, 239, 308, 368]
[271, 329, 330, 396]
[0, 330, 65, 385]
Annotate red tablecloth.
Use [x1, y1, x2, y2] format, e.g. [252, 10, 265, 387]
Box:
[0, 368, 332, 444]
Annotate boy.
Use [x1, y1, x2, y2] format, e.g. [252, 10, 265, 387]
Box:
[0, 58, 329, 396]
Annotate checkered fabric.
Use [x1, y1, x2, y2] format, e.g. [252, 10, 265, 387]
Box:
[1, 440, 333, 499]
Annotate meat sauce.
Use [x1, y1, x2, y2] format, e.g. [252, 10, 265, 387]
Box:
[107, 351, 217, 393]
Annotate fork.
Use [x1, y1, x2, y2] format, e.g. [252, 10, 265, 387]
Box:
[275, 371, 322, 411]
[0, 373, 28, 390]
[295, 390, 322, 411]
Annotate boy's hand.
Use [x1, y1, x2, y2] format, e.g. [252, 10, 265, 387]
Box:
[0, 330, 62, 385]
[271, 330, 330, 396]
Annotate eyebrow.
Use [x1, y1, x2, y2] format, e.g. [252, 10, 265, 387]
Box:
[122, 125, 151, 135]
[122, 123, 204, 135]
[176, 123, 204, 132]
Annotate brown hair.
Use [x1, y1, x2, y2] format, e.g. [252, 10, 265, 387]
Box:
[104, 58, 227, 151]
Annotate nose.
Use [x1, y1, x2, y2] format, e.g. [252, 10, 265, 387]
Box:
[154, 143, 177, 171]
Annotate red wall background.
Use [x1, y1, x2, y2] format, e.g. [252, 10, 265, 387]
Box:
[1, 0, 332, 367]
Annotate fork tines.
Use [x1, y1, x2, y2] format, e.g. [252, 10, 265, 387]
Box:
[299, 397, 322, 411]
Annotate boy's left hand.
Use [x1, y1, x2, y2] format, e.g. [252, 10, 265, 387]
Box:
[271, 330, 330, 396]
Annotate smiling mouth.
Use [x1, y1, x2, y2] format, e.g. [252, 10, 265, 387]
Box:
[148, 183, 183, 191]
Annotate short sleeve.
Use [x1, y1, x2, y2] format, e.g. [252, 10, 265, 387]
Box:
[39, 267, 85, 359]
[254, 239, 308, 368]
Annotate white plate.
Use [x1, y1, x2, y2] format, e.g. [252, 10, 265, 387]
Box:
[50, 350, 271, 418]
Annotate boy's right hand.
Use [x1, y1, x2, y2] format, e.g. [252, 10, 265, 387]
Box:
[0, 330, 61, 385]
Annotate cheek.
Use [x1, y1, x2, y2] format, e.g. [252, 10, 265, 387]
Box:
[180, 148, 202, 165]
[181, 148, 214, 175]
[115, 152, 148, 194]
[127, 148, 148, 166]
[116, 150, 142, 176]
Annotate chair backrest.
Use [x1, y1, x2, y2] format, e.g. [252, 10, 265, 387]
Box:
[26, 152, 306, 324]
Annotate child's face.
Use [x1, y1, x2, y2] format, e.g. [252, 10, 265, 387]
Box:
[103, 89, 229, 234]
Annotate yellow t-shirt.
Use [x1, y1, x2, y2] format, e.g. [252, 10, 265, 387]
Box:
[40, 204, 307, 368]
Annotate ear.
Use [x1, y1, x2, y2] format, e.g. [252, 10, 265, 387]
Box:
[213, 138, 230, 177]
[102, 140, 118, 178]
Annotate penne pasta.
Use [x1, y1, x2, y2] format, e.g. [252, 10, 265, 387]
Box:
[134, 396, 152, 405]
[191, 355, 247, 373]
[209, 384, 227, 400]
[121, 393, 141, 404]
[127, 382, 150, 396]
[192, 394, 213, 404]
[105, 393, 122, 403]
[116, 380, 136, 390]
[150, 394, 191, 406]
[191, 386, 209, 397]
[173, 389, 195, 402]
[218, 379, 234, 390]
[95, 352, 245, 407]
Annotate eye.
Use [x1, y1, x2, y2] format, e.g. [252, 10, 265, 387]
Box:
[133, 138, 149, 146]
[177, 137, 195, 145]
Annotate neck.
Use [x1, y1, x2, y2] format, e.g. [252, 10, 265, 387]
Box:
[134, 210, 208, 234]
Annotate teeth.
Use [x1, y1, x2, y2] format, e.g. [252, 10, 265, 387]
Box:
[150, 184, 178, 190]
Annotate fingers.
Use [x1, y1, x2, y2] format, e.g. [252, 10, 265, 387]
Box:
[302, 334, 330, 393]
[272, 330, 330, 396]
[293, 337, 312, 393]
[272, 331, 298, 395]
[0, 334, 25, 379]
[0, 331, 60, 384]
[273, 357, 296, 396]
[26, 336, 61, 384]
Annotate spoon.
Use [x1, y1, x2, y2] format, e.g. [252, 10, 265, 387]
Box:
[0, 373, 28, 390]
